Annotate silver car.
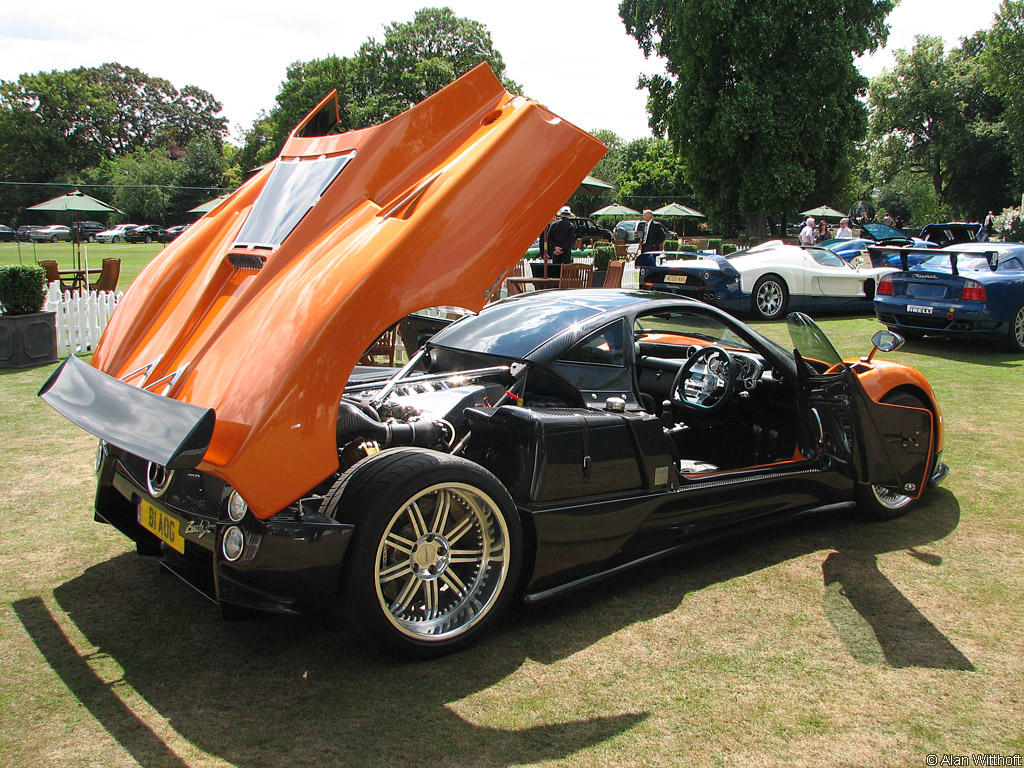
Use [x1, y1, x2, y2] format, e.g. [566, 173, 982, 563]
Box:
[94, 224, 137, 243]
[30, 225, 73, 242]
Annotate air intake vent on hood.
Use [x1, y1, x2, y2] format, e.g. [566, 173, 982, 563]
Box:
[229, 254, 266, 271]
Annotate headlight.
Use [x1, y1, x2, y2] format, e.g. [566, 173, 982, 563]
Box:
[227, 490, 248, 522]
[222, 526, 244, 561]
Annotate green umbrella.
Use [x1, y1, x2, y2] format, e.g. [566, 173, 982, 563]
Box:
[577, 175, 615, 195]
[187, 193, 233, 214]
[652, 202, 705, 235]
[591, 203, 640, 217]
[28, 190, 123, 269]
[799, 205, 846, 220]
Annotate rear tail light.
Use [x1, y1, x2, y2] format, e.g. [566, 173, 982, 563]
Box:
[960, 280, 986, 301]
[877, 275, 894, 295]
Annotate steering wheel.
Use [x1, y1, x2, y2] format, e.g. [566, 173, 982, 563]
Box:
[669, 346, 737, 414]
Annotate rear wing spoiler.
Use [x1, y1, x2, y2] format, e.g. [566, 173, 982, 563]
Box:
[866, 245, 999, 275]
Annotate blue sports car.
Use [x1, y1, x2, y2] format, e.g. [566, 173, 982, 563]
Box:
[821, 223, 936, 266]
[873, 242, 1024, 351]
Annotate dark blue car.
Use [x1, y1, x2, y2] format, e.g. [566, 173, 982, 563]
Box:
[821, 223, 936, 266]
[873, 242, 1024, 351]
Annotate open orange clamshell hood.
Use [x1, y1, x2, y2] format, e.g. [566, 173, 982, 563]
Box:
[41, 64, 607, 517]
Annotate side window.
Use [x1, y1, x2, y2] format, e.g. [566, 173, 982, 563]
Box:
[559, 321, 626, 367]
[807, 247, 845, 268]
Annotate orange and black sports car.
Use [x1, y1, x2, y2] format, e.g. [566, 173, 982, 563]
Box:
[40, 66, 947, 657]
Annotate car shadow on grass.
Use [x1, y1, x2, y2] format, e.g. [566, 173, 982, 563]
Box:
[14, 489, 962, 767]
[894, 337, 1024, 367]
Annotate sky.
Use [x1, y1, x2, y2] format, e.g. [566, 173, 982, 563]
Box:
[0, 0, 1008, 146]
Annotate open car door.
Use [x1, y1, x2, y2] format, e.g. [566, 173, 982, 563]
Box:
[789, 314, 933, 498]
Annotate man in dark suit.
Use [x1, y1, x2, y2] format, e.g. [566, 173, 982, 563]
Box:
[636, 209, 667, 267]
[547, 206, 577, 265]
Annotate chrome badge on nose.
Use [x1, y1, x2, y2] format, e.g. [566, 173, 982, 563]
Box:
[146, 461, 175, 498]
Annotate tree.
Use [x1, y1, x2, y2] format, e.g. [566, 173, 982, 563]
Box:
[0, 63, 227, 183]
[984, 0, 1024, 177]
[169, 136, 228, 216]
[620, 0, 894, 236]
[350, 7, 519, 126]
[870, 34, 1014, 218]
[238, 8, 518, 165]
[107, 149, 178, 223]
[616, 138, 696, 211]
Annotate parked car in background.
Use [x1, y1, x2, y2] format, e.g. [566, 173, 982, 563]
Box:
[614, 219, 641, 243]
[917, 222, 983, 247]
[0, 225, 15, 242]
[125, 224, 169, 243]
[874, 241, 1024, 350]
[165, 224, 190, 240]
[30, 225, 73, 242]
[70, 220, 107, 242]
[569, 218, 613, 245]
[95, 224, 137, 243]
[16, 225, 37, 241]
[640, 240, 896, 320]
[820, 223, 935, 265]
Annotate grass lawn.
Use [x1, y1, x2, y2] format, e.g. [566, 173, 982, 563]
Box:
[2, 310, 1023, 767]
[0, 239, 166, 293]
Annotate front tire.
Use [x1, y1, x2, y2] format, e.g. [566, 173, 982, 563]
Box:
[751, 274, 788, 320]
[50, 235, 58, 243]
[1002, 302, 1024, 352]
[324, 448, 522, 658]
[853, 391, 929, 520]
[112, 236, 120, 244]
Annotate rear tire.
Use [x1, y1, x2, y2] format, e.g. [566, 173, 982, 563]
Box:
[112, 236, 120, 244]
[323, 448, 522, 658]
[751, 274, 788, 320]
[50, 235, 58, 243]
[853, 391, 929, 520]
[1002, 302, 1024, 352]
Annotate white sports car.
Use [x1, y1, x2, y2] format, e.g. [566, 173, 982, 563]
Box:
[640, 241, 898, 320]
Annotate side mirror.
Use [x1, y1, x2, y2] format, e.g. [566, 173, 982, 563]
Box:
[866, 329, 905, 361]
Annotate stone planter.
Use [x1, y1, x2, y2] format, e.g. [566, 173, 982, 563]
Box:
[0, 311, 58, 369]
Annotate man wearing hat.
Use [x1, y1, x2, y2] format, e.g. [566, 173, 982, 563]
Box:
[546, 206, 577, 266]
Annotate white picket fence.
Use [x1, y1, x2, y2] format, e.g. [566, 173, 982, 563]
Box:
[44, 281, 123, 358]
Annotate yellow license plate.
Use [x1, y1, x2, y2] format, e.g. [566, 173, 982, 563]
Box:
[665, 274, 688, 284]
[139, 499, 185, 553]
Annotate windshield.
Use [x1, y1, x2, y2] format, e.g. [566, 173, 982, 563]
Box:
[635, 309, 754, 352]
[863, 223, 909, 241]
[787, 312, 842, 367]
[234, 152, 354, 249]
[917, 254, 994, 271]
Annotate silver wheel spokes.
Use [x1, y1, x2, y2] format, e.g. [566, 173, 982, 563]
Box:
[758, 283, 782, 316]
[374, 483, 509, 641]
[1015, 309, 1024, 345]
[871, 484, 913, 510]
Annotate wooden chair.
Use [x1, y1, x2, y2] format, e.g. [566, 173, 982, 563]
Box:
[603, 260, 625, 288]
[558, 263, 593, 289]
[90, 258, 121, 292]
[38, 260, 74, 292]
[613, 240, 629, 261]
[359, 326, 398, 366]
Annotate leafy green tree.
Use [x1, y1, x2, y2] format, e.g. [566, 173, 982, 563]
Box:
[237, 8, 517, 165]
[870, 34, 1014, 219]
[617, 138, 696, 210]
[170, 136, 228, 216]
[0, 63, 226, 184]
[620, 0, 894, 236]
[984, 0, 1024, 176]
[350, 7, 518, 126]
[108, 148, 178, 223]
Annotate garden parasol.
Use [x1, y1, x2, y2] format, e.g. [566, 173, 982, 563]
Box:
[653, 202, 705, 236]
[28, 190, 123, 270]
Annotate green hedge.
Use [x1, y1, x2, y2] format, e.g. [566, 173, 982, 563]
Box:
[707, 238, 722, 254]
[722, 243, 738, 255]
[677, 243, 700, 252]
[663, 239, 679, 252]
[0, 265, 46, 315]
[592, 243, 617, 270]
